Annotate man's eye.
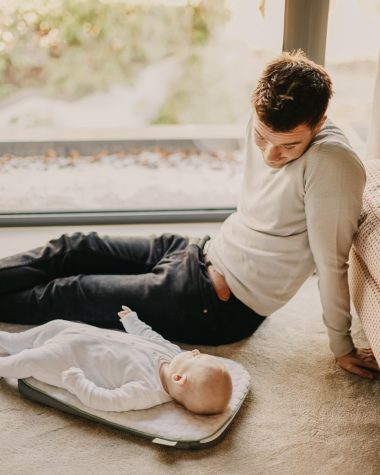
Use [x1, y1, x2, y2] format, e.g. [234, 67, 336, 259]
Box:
[283, 145, 295, 150]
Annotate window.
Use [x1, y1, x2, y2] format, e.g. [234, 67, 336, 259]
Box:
[325, 0, 380, 154]
[0, 0, 285, 215]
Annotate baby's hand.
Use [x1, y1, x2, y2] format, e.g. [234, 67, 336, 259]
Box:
[61, 367, 84, 385]
[118, 305, 132, 320]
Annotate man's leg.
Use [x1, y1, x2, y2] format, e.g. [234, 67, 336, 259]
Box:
[0, 233, 265, 345]
[0, 232, 194, 329]
[0, 263, 209, 338]
[0, 231, 184, 296]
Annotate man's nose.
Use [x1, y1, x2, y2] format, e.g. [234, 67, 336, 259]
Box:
[265, 144, 280, 160]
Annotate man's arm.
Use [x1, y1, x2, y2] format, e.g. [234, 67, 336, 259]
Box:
[61, 367, 168, 412]
[305, 143, 379, 378]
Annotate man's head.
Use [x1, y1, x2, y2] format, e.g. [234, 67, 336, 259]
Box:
[251, 50, 333, 168]
[164, 350, 232, 415]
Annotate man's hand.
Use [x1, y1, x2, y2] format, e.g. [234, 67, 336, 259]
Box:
[118, 305, 132, 320]
[335, 347, 380, 379]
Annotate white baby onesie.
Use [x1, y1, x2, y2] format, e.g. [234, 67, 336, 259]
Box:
[0, 313, 181, 412]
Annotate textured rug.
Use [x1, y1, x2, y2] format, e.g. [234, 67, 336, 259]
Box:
[0, 275, 379, 475]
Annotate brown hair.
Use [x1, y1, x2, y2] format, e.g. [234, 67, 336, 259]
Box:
[252, 50, 333, 132]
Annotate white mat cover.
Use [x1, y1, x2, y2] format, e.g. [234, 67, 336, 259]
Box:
[18, 357, 250, 449]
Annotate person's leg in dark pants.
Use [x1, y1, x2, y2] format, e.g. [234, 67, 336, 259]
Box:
[0, 231, 178, 295]
[0, 231, 188, 323]
[0, 231, 265, 345]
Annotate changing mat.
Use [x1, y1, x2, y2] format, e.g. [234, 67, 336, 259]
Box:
[18, 356, 250, 449]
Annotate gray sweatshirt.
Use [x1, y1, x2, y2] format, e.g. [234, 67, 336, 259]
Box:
[208, 115, 366, 357]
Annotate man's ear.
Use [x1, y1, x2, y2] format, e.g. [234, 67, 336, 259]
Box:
[172, 373, 187, 385]
[315, 115, 327, 133]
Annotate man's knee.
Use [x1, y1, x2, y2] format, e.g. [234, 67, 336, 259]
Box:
[50, 231, 99, 251]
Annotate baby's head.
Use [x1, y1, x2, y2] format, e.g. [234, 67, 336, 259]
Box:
[161, 350, 232, 415]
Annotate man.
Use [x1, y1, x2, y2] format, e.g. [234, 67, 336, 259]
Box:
[0, 51, 378, 379]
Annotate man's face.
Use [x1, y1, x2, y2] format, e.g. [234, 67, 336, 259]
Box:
[253, 115, 325, 168]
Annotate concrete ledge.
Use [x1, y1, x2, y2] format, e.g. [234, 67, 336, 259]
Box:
[0, 208, 235, 227]
[0, 125, 245, 156]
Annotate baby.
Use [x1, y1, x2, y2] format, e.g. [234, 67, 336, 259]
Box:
[0, 306, 232, 415]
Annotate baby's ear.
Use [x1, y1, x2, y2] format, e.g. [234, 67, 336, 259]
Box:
[172, 373, 187, 385]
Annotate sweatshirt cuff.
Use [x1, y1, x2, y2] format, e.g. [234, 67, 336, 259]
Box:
[328, 333, 355, 357]
[120, 311, 139, 331]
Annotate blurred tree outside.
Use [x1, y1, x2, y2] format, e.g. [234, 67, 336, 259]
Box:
[0, 0, 229, 101]
[0, 0, 378, 133]
[0, 0, 287, 130]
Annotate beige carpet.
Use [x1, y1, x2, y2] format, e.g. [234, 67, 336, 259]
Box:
[0, 275, 379, 475]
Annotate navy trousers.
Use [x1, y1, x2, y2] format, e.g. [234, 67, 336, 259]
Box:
[0, 232, 265, 345]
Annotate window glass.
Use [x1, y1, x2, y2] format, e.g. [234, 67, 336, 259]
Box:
[325, 0, 380, 153]
[0, 0, 285, 213]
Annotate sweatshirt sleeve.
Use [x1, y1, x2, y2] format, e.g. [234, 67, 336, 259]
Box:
[61, 367, 168, 412]
[304, 143, 366, 357]
[120, 312, 180, 350]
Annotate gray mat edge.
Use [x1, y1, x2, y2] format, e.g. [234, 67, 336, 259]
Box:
[18, 378, 248, 450]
